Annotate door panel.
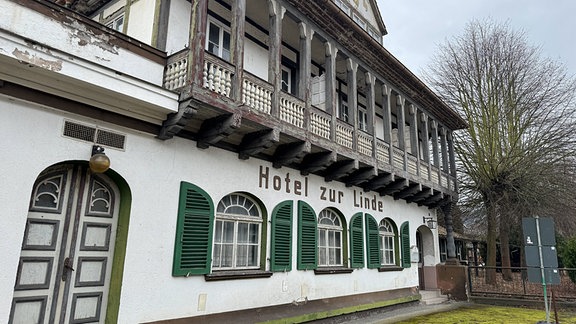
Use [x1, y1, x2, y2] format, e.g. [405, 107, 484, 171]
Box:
[10, 164, 119, 324]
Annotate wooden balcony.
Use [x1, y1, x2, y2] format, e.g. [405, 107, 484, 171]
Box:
[161, 50, 455, 207]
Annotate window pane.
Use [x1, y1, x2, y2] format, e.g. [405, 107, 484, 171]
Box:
[335, 232, 341, 247]
[236, 244, 247, 267]
[212, 245, 222, 267]
[249, 223, 259, 244]
[222, 31, 231, 61]
[335, 247, 341, 264]
[319, 247, 326, 265]
[214, 220, 223, 243]
[319, 229, 326, 247]
[248, 244, 258, 266]
[222, 221, 234, 243]
[237, 223, 248, 243]
[328, 231, 335, 246]
[222, 244, 233, 267]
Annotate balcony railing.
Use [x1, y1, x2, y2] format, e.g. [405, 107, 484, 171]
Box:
[243, 72, 273, 114]
[162, 50, 457, 193]
[279, 92, 305, 128]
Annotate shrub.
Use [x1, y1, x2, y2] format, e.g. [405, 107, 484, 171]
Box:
[561, 237, 576, 284]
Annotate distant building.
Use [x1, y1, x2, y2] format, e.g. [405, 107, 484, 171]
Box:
[0, 0, 466, 322]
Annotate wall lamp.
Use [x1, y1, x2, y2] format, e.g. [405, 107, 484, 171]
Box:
[89, 145, 110, 173]
[423, 215, 437, 229]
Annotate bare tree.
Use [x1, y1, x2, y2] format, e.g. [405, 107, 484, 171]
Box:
[425, 19, 576, 284]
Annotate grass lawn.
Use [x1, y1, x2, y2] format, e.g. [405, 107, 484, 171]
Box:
[396, 304, 576, 323]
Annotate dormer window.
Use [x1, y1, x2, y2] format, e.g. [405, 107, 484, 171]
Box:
[105, 13, 124, 32]
[352, 13, 367, 30]
[334, 0, 351, 15]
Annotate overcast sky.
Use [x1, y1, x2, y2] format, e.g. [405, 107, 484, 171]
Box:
[376, 0, 576, 80]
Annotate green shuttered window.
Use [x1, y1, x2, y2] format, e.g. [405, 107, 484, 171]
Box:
[271, 201, 293, 271]
[349, 213, 364, 268]
[297, 201, 317, 270]
[173, 182, 214, 276]
[400, 221, 411, 268]
[365, 214, 381, 269]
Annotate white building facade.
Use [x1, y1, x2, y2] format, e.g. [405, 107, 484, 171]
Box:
[0, 0, 466, 322]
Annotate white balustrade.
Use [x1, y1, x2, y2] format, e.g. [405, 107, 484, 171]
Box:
[279, 95, 305, 128]
[164, 52, 188, 90]
[358, 132, 373, 156]
[203, 60, 233, 97]
[336, 123, 353, 148]
[407, 155, 418, 176]
[376, 141, 390, 163]
[392, 147, 404, 168]
[242, 77, 272, 114]
[310, 112, 331, 139]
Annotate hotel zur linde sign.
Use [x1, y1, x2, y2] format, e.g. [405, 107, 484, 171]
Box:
[258, 165, 385, 212]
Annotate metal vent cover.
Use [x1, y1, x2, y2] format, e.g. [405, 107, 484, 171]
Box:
[63, 120, 126, 150]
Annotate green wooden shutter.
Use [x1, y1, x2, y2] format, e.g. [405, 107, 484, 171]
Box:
[349, 213, 364, 268]
[400, 221, 411, 268]
[297, 201, 317, 270]
[365, 213, 381, 269]
[270, 201, 293, 272]
[172, 182, 214, 276]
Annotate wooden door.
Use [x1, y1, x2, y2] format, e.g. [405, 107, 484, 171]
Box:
[10, 164, 119, 324]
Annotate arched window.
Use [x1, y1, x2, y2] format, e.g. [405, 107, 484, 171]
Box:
[212, 193, 262, 270]
[318, 209, 343, 267]
[379, 219, 397, 266]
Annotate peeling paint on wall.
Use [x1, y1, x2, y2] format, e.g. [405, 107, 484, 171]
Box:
[66, 19, 119, 55]
[12, 48, 63, 72]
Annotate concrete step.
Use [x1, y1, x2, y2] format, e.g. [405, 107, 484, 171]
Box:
[420, 290, 449, 305]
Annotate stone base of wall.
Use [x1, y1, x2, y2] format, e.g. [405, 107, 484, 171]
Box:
[436, 262, 468, 301]
[146, 287, 420, 324]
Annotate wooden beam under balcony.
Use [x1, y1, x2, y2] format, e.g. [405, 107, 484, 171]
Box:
[324, 160, 359, 182]
[420, 191, 444, 207]
[196, 113, 242, 149]
[343, 167, 378, 187]
[363, 173, 395, 192]
[300, 151, 337, 176]
[157, 99, 198, 140]
[394, 183, 422, 200]
[406, 188, 434, 203]
[238, 129, 280, 160]
[379, 179, 409, 196]
[272, 141, 311, 168]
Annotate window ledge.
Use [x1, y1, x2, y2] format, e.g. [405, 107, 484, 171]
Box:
[314, 267, 354, 275]
[204, 270, 273, 281]
[378, 266, 404, 272]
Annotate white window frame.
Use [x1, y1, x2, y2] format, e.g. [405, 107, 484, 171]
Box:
[358, 107, 368, 131]
[206, 17, 231, 61]
[318, 209, 343, 267]
[352, 13, 367, 30]
[281, 65, 292, 93]
[379, 219, 396, 266]
[334, 0, 351, 15]
[212, 193, 262, 270]
[105, 12, 125, 32]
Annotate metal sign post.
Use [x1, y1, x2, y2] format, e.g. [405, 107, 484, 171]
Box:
[522, 216, 559, 324]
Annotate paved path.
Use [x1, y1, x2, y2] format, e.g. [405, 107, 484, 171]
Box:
[309, 301, 470, 324]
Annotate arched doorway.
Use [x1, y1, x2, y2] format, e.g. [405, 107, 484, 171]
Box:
[9, 163, 127, 323]
[416, 225, 437, 290]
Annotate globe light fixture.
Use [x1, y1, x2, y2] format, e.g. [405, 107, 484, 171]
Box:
[89, 145, 110, 173]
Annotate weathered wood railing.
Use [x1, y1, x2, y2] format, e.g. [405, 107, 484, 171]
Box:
[162, 50, 457, 192]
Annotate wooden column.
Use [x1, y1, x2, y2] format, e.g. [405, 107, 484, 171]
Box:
[187, 0, 208, 87]
[440, 127, 449, 184]
[447, 131, 457, 190]
[346, 58, 358, 149]
[268, 0, 285, 117]
[299, 22, 313, 133]
[325, 42, 338, 140]
[409, 104, 419, 175]
[298, 22, 314, 101]
[431, 120, 441, 181]
[382, 84, 393, 165]
[365, 72, 376, 157]
[231, 0, 246, 102]
[421, 113, 431, 180]
[396, 95, 407, 170]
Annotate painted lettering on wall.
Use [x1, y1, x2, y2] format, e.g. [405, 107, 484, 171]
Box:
[258, 165, 384, 212]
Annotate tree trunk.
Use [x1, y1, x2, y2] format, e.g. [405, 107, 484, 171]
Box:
[485, 199, 498, 284]
[500, 216, 513, 280]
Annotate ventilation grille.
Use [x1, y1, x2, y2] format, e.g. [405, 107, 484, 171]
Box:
[63, 120, 126, 150]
